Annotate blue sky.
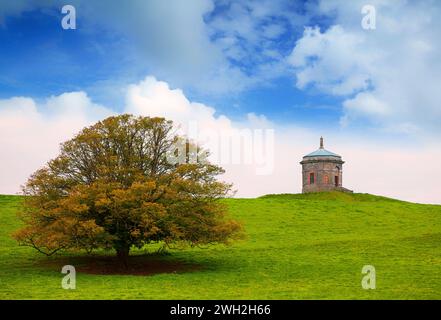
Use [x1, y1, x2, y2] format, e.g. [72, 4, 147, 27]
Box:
[1, 0, 438, 135]
[0, 1, 342, 125]
[0, 6, 140, 106]
[1, 0, 441, 203]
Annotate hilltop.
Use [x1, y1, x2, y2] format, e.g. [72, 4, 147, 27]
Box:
[0, 192, 440, 299]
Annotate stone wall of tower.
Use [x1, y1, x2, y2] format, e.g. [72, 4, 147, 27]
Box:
[301, 159, 344, 193]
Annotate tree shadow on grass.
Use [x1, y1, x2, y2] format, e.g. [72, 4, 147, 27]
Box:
[36, 253, 204, 276]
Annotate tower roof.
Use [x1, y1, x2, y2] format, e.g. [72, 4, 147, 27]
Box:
[304, 148, 341, 157]
[303, 137, 341, 158]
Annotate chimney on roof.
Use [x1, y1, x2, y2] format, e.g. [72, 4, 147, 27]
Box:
[320, 136, 324, 149]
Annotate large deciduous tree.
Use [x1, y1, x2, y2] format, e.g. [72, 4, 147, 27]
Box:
[13, 115, 242, 265]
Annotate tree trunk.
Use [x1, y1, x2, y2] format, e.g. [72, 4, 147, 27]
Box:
[116, 246, 130, 268]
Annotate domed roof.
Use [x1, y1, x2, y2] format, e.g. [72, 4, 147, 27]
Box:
[303, 137, 341, 158]
[304, 148, 341, 158]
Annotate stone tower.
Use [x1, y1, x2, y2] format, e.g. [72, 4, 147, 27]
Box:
[300, 137, 352, 193]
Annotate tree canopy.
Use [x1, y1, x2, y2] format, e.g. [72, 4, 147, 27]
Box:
[13, 115, 243, 264]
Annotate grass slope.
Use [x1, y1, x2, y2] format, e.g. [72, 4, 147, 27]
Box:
[1, 192, 440, 299]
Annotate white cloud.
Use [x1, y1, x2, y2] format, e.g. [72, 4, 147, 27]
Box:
[288, 26, 373, 95]
[71, 0, 298, 94]
[0, 92, 115, 194]
[83, 0, 246, 93]
[288, 0, 441, 133]
[0, 77, 272, 194]
[123, 77, 274, 175]
[340, 92, 390, 127]
[245, 112, 273, 129]
[125, 76, 233, 134]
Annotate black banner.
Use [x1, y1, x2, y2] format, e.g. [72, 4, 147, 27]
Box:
[0, 300, 437, 318]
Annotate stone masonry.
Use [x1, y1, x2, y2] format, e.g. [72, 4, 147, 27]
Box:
[300, 137, 352, 193]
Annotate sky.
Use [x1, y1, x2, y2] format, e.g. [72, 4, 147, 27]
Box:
[1, 0, 441, 204]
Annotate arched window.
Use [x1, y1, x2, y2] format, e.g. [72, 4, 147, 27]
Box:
[323, 175, 329, 184]
[309, 172, 315, 184]
[335, 166, 340, 186]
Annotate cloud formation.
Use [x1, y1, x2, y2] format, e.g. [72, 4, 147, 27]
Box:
[288, 0, 441, 134]
[1, 76, 441, 204]
[0, 92, 114, 194]
[0, 76, 273, 194]
[0, 0, 309, 94]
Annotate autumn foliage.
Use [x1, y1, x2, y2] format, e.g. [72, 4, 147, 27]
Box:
[13, 115, 243, 264]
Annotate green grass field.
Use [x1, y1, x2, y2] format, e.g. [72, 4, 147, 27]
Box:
[1, 192, 440, 299]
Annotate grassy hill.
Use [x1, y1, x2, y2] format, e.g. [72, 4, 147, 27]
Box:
[1, 192, 440, 299]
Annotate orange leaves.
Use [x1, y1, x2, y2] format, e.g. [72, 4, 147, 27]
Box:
[15, 115, 243, 258]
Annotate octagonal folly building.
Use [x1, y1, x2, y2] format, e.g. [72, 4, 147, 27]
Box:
[300, 137, 352, 193]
